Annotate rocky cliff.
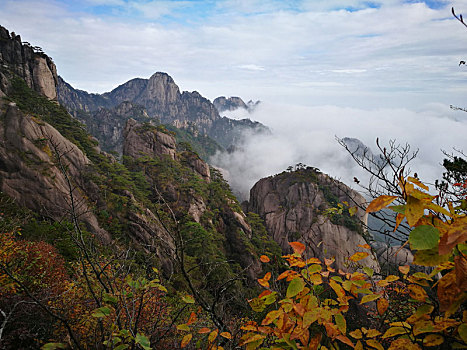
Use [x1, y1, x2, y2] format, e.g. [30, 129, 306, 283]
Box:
[0, 25, 57, 100]
[213, 96, 248, 112]
[122, 119, 263, 280]
[0, 101, 109, 241]
[57, 72, 268, 151]
[213, 96, 260, 114]
[246, 168, 380, 272]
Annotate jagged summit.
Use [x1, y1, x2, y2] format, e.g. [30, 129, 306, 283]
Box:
[57, 70, 269, 152]
[213, 95, 260, 114]
[0, 25, 58, 100]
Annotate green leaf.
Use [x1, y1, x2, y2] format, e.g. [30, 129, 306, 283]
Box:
[41, 343, 67, 350]
[335, 313, 346, 334]
[103, 293, 118, 304]
[409, 225, 439, 250]
[360, 294, 381, 304]
[177, 324, 191, 332]
[182, 295, 195, 304]
[458, 323, 467, 343]
[91, 306, 111, 318]
[363, 267, 374, 277]
[389, 205, 405, 214]
[414, 247, 450, 266]
[135, 333, 151, 350]
[114, 345, 129, 350]
[286, 277, 305, 298]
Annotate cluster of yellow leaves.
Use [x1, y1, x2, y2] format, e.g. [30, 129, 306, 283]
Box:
[240, 176, 467, 349]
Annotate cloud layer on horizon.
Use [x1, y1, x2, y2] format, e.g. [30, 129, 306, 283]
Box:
[211, 102, 467, 200]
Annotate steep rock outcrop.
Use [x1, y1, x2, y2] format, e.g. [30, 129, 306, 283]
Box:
[123, 118, 177, 161]
[247, 168, 379, 272]
[57, 72, 269, 150]
[213, 96, 248, 113]
[0, 103, 110, 241]
[0, 26, 58, 100]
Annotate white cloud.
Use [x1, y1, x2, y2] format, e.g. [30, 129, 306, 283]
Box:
[237, 64, 266, 71]
[211, 101, 467, 200]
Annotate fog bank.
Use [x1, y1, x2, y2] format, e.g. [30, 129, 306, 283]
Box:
[211, 102, 467, 201]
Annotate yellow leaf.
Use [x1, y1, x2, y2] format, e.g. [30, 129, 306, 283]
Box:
[181, 334, 192, 348]
[349, 329, 362, 339]
[408, 176, 429, 191]
[423, 334, 443, 347]
[388, 338, 421, 350]
[360, 294, 381, 304]
[413, 321, 434, 336]
[208, 329, 219, 343]
[405, 196, 425, 226]
[366, 339, 384, 350]
[261, 310, 282, 325]
[382, 327, 410, 338]
[357, 243, 371, 249]
[260, 255, 270, 263]
[408, 284, 427, 302]
[366, 195, 398, 213]
[177, 324, 190, 332]
[349, 252, 369, 262]
[366, 329, 381, 338]
[289, 241, 306, 255]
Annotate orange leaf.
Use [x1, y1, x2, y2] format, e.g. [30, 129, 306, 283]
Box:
[377, 298, 389, 315]
[187, 312, 197, 325]
[366, 195, 398, 213]
[260, 255, 270, 263]
[220, 332, 232, 339]
[455, 255, 467, 290]
[437, 271, 461, 312]
[349, 252, 369, 262]
[399, 265, 410, 275]
[258, 290, 272, 298]
[394, 213, 405, 232]
[257, 272, 271, 288]
[181, 334, 192, 348]
[357, 244, 371, 249]
[276, 270, 297, 281]
[198, 327, 211, 334]
[289, 241, 306, 255]
[336, 335, 354, 348]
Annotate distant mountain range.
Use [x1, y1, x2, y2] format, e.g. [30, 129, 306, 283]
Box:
[57, 72, 269, 157]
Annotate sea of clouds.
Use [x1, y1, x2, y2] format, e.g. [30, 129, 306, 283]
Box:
[211, 102, 467, 201]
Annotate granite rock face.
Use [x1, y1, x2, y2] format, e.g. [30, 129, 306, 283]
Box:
[213, 96, 248, 113]
[57, 72, 268, 150]
[246, 168, 380, 272]
[123, 118, 177, 161]
[0, 26, 58, 100]
[0, 103, 109, 241]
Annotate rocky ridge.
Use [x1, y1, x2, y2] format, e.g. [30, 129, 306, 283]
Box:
[0, 25, 57, 100]
[57, 73, 268, 151]
[246, 168, 380, 272]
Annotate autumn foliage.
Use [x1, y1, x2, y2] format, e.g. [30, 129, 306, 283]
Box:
[239, 176, 467, 349]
